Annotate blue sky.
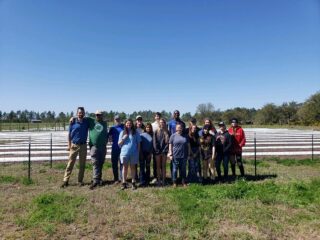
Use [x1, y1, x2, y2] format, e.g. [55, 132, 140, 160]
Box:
[0, 0, 319, 114]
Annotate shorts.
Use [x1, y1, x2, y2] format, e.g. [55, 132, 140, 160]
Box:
[120, 154, 139, 165]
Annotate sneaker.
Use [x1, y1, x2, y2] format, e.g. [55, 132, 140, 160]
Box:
[151, 178, 157, 184]
[89, 182, 98, 190]
[121, 183, 127, 190]
[173, 183, 177, 188]
[132, 182, 137, 190]
[60, 181, 68, 188]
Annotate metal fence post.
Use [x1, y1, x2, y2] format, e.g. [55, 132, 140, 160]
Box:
[28, 136, 31, 181]
[50, 133, 53, 168]
[254, 132, 257, 177]
[312, 134, 314, 161]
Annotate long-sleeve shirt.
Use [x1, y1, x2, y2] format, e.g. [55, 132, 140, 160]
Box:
[228, 126, 246, 154]
[153, 129, 169, 155]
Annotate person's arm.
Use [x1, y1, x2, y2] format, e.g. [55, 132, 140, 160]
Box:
[168, 143, 173, 160]
[211, 138, 216, 161]
[67, 120, 74, 151]
[118, 131, 127, 147]
[67, 132, 71, 151]
[239, 129, 246, 148]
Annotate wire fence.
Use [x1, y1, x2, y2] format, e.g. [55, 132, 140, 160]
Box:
[0, 129, 319, 182]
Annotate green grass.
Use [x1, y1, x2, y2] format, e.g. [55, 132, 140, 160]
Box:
[17, 192, 86, 235]
[0, 175, 35, 185]
[0, 175, 18, 183]
[275, 158, 320, 166]
[162, 179, 320, 238]
[1, 159, 320, 239]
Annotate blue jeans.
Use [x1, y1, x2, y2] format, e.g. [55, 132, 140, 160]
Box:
[215, 153, 230, 179]
[172, 157, 187, 183]
[139, 152, 151, 185]
[187, 148, 200, 183]
[111, 148, 122, 181]
[90, 145, 106, 184]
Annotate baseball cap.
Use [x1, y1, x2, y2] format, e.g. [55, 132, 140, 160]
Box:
[136, 115, 143, 120]
[95, 110, 102, 115]
[114, 115, 120, 120]
[218, 121, 226, 127]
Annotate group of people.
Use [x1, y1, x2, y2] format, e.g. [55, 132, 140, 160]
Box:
[60, 107, 246, 190]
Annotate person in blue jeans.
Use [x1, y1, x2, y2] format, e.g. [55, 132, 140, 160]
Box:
[139, 123, 153, 187]
[215, 121, 233, 182]
[168, 123, 190, 187]
[108, 115, 124, 183]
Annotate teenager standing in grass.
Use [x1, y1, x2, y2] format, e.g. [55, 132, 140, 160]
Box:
[153, 118, 169, 186]
[199, 125, 216, 184]
[61, 107, 89, 188]
[228, 118, 246, 177]
[215, 121, 233, 182]
[135, 115, 145, 181]
[118, 119, 141, 190]
[139, 123, 153, 187]
[108, 115, 124, 183]
[151, 112, 162, 182]
[168, 123, 189, 187]
[187, 123, 201, 183]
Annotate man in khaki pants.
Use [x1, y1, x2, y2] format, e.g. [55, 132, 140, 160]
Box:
[61, 107, 89, 188]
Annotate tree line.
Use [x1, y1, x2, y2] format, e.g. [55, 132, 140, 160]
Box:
[1, 91, 319, 126]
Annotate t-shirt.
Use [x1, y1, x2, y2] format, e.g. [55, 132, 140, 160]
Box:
[140, 132, 153, 153]
[151, 121, 159, 132]
[119, 131, 141, 157]
[200, 134, 215, 160]
[87, 118, 108, 147]
[108, 123, 124, 151]
[169, 133, 189, 158]
[69, 118, 89, 144]
[187, 133, 200, 149]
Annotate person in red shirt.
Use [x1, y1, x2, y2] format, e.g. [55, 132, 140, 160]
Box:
[228, 118, 246, 177]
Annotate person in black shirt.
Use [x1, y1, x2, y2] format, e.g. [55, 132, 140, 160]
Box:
[215, 121, 233, 182]
[187, 124, 201, 183]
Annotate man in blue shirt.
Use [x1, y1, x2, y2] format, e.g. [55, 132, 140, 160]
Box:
[61, 107, 89, 188]
[108, 115, 124, 183]
[168, 110, 186, 135]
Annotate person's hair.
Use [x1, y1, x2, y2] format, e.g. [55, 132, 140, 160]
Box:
[145, 122, 153, 136]
[124, 119, 136, 135]
[188, 124, 198, 140]
[155, 112, 162, 117]
[156, 118, 169, 142]
[77, 107, 85, 113]
[204, 118, 212, 127]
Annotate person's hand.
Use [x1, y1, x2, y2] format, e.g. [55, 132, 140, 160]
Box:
[167, 153, 173, 160]
[121, 134, 128, 141]
[69, 117, 75, 123]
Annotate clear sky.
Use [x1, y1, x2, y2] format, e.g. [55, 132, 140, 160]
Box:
[0, 0, 319, 114]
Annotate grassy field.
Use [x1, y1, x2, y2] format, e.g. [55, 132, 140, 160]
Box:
[1, 158, 320, 239]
